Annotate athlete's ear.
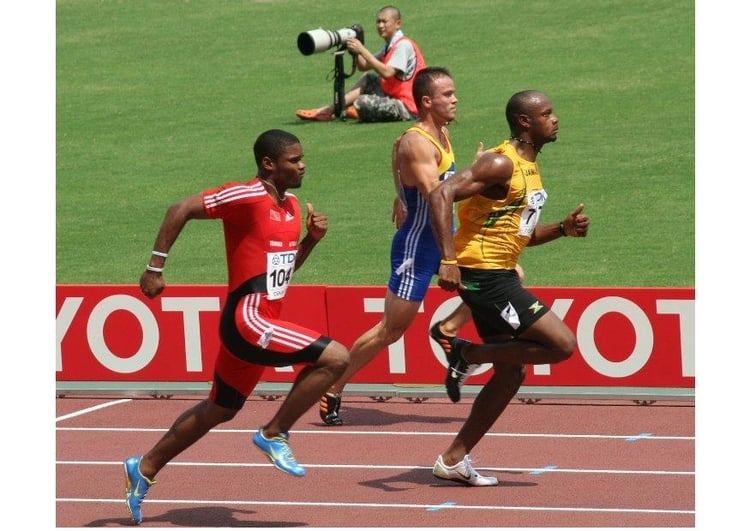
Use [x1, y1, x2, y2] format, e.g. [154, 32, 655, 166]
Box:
[261, 155, 275, 172]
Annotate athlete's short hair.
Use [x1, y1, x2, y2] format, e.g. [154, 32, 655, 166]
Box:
[253, 129, 300, 167]
[505, 90, 546, 131]
[412, 66, 452, 112]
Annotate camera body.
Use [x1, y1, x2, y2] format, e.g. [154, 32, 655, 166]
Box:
[297, 24, 364, 56]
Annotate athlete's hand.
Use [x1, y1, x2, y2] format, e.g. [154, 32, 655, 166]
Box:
[562, 203, 589, 238]
[306, 202, 328, 241]
[140, 270, 166, 299]
[437, 263, 465, 292]
[473, 141, 486, 162]
[392, 197, 407, 228]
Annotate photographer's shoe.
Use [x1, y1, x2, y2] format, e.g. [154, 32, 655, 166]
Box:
[345, 106, 359, 120]
[296, 108, 332, 121]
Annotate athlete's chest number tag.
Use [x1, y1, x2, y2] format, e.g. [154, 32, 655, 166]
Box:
[518, 189, 547, 237]
[266, 250, 297, 300]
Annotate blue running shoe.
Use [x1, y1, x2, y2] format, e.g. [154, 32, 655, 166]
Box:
[124, 456, 155, 524]
[252, 428, 306, 477]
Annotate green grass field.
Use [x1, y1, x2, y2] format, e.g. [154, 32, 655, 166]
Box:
[56, 0, 694, 287]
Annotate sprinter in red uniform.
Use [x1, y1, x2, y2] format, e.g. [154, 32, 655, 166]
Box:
[123, 129, 349, 524]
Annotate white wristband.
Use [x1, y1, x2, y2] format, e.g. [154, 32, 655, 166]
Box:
[152, 250, 169, 258]
[146, 265, 164, 273]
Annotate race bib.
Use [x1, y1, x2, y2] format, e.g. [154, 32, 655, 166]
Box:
[518, 189, 547, 237]
[266, 250, 297, 300]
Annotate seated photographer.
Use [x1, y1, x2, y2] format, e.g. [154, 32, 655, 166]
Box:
[296, 6, 426, 122]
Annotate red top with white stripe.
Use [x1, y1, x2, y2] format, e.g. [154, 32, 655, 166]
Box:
[202, 178, 301, 295]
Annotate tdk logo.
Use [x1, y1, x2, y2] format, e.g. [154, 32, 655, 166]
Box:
[272, 252, 297, 266]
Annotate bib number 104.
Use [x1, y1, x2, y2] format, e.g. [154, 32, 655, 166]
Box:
[267, 251, 297, 300]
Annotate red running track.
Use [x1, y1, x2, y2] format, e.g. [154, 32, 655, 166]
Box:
[56, 393, 694, 527]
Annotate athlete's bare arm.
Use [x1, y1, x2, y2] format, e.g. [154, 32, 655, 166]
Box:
[140, 192, 209, 299]
[396, 131, 442, 199]
[428, 152, 514, 291]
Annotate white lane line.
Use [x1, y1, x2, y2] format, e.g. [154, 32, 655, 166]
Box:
[56, 399, 132, 422]
[55, 460, 695, 476]
[55, 497, 695, 515]
[54, 426, 694, 441]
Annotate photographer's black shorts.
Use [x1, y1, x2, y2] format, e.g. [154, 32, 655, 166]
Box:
[458, 267, 550, 341]
[361, 72, 387, 96]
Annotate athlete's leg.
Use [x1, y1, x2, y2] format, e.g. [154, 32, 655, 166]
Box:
[327, 289, 421, 395]
[137, 399, 237, 480]
[263, 339, 349, 436]
[438, 363, 525, 466]
[434, 301, 472, 337]
[137, 345, 263, 480]
[460, 311, 576, 366]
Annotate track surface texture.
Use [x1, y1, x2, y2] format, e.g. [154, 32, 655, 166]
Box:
[56, 393, 694, 527]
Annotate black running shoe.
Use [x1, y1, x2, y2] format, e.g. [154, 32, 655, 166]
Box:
[319, 392, 343, 425]
[430, 322, 457, 359]
[445, 338, 479, 403]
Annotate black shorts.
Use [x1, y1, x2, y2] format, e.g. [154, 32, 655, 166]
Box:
[459, 267, 549, 341]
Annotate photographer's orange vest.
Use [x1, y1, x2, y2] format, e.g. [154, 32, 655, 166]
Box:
[380, 36, 426, 116]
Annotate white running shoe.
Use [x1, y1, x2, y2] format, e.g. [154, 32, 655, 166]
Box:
[432, 454, 499, 486]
